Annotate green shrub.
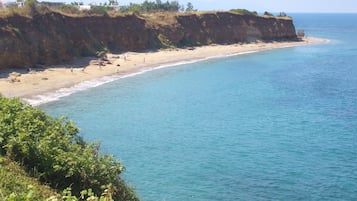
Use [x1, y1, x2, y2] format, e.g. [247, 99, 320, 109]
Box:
[158, 33, 173, 48]
[0, 95, 139, 200]
[25, 0, 37, 8]
[87, 6, 112, 16]
[0, 156, 57, 200]
[119, 0, 183, 13]
[230, 9, 257, 16]
[263, 11, 274, 16]
[57, 4, 81, 15]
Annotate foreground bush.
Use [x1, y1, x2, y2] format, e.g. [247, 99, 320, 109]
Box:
[0, 156, 57, 200]
[0, 95, 139, 200]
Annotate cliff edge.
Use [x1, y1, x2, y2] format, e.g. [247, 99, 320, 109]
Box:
[0, 11, 297, 69]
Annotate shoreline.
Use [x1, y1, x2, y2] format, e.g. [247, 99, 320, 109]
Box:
[0, 37, 328, 106]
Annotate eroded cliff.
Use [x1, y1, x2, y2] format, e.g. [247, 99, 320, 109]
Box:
[0, 11, 297, 69]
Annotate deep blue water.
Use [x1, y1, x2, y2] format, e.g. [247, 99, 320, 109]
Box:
[42, 14, 357, 200]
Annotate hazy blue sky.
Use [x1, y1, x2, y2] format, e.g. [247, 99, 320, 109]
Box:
[116, 0, 357, 13]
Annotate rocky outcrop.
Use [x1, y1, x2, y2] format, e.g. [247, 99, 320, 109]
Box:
[0, 11, 297, 69]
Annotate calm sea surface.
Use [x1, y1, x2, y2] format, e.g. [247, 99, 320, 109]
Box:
[42, 14, 357, 200]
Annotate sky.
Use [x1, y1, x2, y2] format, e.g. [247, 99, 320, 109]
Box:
[114, 0, 357, 13]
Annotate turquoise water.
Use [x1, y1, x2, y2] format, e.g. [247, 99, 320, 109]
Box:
[42, 14, 357, 200]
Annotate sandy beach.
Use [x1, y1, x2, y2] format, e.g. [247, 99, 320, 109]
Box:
[0, 37, 327, 104]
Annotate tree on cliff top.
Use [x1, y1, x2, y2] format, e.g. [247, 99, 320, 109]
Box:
[24, 0, 38, 15]
[24, 0, 36, 7]
[263, 11, 274, 16]
[185, 2, 195, 12]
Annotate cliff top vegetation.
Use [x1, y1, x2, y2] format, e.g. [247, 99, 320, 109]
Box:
[0, 0, 192, 17]
[0, 0, 290, 20]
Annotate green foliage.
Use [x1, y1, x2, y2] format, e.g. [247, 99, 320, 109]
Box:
[120, 0, 184, 13]
[0, 156, 57, 200]
[230, 9, 257, 16]
[157, 33, 173, 48]
[263, 11, 274, 16]
[0, 0, 53, 17]
[96, 47, 109, 59]
[123, 3, 141, 13]
[57, 4, 81, 15]
[1, 0, 188, 17]
[46, 186, 115, 201]
[24, 0, 38, 15]
[178, 36, 195, 47]
[87, 6, 112, 16]
[0, 95, 139, 200]
[25, 0, 37, 8]
[185, 2, 195, 12]
[141, 1, 156, 12]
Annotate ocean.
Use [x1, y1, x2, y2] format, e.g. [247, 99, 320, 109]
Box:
[41, 14, 357, 200]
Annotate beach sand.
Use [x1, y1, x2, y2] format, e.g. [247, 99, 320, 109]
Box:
[0, 37, 327, 104]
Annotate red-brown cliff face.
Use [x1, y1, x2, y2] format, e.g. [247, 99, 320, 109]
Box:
[0, 12, 297, 69]
[171, 12, 297, 45]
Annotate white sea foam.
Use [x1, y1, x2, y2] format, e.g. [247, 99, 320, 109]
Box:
[23, 75, 120, 106]
[23, 50, 260, 106]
